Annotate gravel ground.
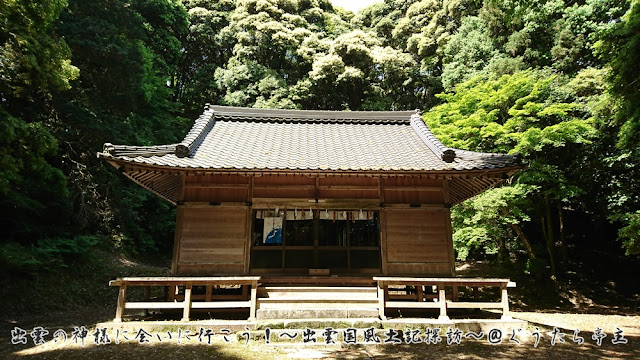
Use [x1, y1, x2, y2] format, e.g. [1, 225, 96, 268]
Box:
[3, 312, 639, 359]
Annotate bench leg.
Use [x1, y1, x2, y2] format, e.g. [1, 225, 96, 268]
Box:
[377, 281, 386, 320]
[437, 286, 450, 321]
[249, 282, 257, 321]
[114, 285, 127, 322]
[500, 285, 512, 320]
[181, 285, 192, 321]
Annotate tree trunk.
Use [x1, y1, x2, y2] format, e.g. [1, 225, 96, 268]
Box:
[544, 195, 557, 276]
[497, 235, 507, 263]
[557, 203, 567, 264]
[500, 208, 536, 259]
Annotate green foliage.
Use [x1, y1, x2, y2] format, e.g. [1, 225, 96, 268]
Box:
[0, 235, 101, 276]
[453, 184, 533, 260]
[0, 0, 79, 98]
[616, 211, 640, 255]
[427, 70, 607, 267]
[427, 71, 596, 155]
[1, 0, 639, 274]
[595, 0, 640, 149]
[594, 0, 640, 254]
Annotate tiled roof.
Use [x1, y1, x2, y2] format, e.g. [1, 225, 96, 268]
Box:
[99, 105, 521, 173]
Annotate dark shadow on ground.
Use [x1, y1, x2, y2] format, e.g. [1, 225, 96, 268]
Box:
[366, 333, 640, 360]
[4, 342, 247, 360]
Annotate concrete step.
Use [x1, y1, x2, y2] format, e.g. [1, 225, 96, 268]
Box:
[257, 286, 380, 317]
[260, 286, 378, 301]
[256, 308, 379, 320]
[258, 300, 378, 310]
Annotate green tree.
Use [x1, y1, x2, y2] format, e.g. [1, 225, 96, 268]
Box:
[595, 0, 640, 254]
[0, 0, 77, 244]
[52, 0, 189, 254]
[427, 71, 600, 274]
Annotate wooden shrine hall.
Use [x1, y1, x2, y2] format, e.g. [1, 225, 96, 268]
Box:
[99, 105, 523, 321]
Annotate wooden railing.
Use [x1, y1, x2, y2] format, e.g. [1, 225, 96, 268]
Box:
[109, 276, 260, 322]
[373, 277, 516, 321]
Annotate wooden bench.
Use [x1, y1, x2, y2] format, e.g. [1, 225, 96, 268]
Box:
[373, 277, 516, 321]
[109, 276, 260, 322]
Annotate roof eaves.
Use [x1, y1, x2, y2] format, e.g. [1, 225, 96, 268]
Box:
[455, 149, 523, 166]
[100, 143, 177, 158]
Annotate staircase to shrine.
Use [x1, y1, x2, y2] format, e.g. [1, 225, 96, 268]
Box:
[256, 286, 380, 319]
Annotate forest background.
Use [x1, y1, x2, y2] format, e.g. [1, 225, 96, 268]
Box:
[1, 0, 639, 300]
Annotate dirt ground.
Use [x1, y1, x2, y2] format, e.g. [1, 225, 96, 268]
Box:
[2, 260, 638, 359]
[2, 310, 639, 360]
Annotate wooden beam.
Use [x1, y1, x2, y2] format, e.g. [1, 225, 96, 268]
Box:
[125, 302, 184, 309]
[254, 184, 316, 190]
[110, 276, 261, 286]
[171, 207, 184, 275]
[190, 301, 251, 309]
[182, 202, 250, 208]
[383, 186, 441, 192]
[318, 185, 378, 191]
[383, 203, 447, 208]
[251, 198, 380, 209]
[380, 209, 388, 275]
[184, 183, 249, 189]
[244, 207, 251, 275]
[446, 302, 504, 309]
[445, 208, 455, 276]
[385, 301, 440, 309]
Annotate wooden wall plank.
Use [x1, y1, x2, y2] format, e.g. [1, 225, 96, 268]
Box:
[383, 208, 453, 276]
[175, 207, 248, 275]
[176, 264, 245, 275]
[386, 263, 452, 275]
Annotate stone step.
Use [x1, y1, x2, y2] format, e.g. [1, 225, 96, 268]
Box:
[260, 286, 378, 301]
[256, 308, 380, 320]
[257, 286, 380, 315]
[257, 300, 378, 310]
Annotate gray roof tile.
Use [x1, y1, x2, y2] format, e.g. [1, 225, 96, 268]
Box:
[99, 105, 521, 172]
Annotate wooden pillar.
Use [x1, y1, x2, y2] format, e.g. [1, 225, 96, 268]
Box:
[437, 283, 449, 321]
[452, 286, 459, 301]
[377, 281, 386, 320]
[181, 285, 192, 321]
[417, 285, 424, 302]
[205, 285, 212, 302]
[500, 284, 512, 320]
[114, 285, 127, 322]
[249, 281, 258, 321]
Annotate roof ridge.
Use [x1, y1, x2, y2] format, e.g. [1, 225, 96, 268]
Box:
[175, 105, 216, 158]
[210, 105, 418, 124]
[410, 115, 456, 163]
